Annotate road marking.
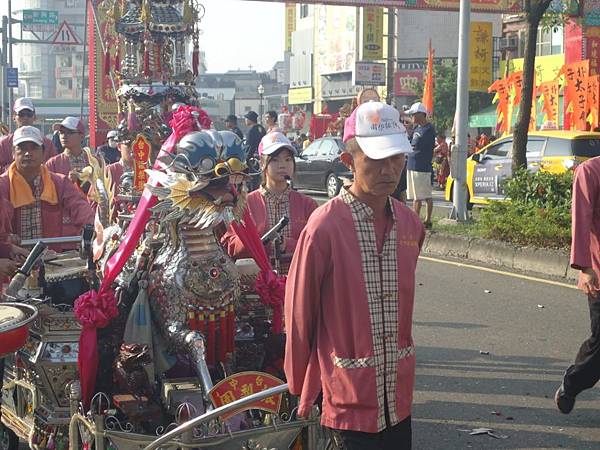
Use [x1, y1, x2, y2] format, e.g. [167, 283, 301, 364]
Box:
[420, 256, 578, 290]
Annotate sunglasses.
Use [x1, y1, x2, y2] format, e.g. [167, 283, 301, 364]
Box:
[17, 110, 34, 118]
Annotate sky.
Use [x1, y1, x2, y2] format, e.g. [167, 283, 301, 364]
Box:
[199, 0, 286, 73]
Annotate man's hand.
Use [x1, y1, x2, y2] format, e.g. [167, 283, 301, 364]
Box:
[9, 244, 28, 263]
[0, 258, 18, 278]
[578, 268, 600, 296]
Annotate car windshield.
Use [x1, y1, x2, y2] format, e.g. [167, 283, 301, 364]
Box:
[572, 138, 600, 158]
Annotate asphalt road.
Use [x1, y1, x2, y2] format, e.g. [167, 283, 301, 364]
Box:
[412, 256, 597, 449]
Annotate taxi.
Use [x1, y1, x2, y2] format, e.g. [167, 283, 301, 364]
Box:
[445, 131, 600, 204]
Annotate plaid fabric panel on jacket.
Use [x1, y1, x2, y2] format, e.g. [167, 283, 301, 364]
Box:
[20, 176, 42, 240]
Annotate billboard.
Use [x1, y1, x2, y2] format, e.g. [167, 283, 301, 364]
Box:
[469, 22, 493, 92]
[250, 0, 522, 13]
[354, 61, 386, 86]
[315, 5, 356, 75]
[362, 7, 384, 60]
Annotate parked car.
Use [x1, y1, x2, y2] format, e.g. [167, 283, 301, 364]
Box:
[294, 137, 353, 198]
[445, 131, 600, 204]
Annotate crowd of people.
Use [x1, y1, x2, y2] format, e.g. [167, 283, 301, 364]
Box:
[0, 94, 597, 450]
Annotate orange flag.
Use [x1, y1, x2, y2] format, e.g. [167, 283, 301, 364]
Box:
[488, 77, 511, 135]
[508, 71, 524, 106]
[557, 60, 589, 130]
[537, 80, 560, 127]
[422, 40, 434, 117]
[587, 75, 600, 130]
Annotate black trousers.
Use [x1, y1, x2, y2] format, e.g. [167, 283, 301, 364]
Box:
[563, 293, 600, 396]
[328, 416, 412, 450]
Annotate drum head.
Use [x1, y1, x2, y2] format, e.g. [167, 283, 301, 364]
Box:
[0, 306, 26, 332]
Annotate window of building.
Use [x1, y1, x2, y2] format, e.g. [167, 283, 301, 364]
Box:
[300, 4, 309, 18]
[29, 81, 42, 98]
[536, 26, 563, 56]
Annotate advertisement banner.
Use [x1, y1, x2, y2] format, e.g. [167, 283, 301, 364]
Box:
[394, 70, 424, 96]
[538, 80, 560, 126]
[354, 61, 386, 86]
[285, 4, 296, 52]
[88, 0, 119, 147]
[288, 87, 313, 104]
[362, 7, 384, 60]
[586, 26, 600, 76]
[252, 0, 521, 13]
[315, 6, 356, 75]
[469, 22, 493, 92]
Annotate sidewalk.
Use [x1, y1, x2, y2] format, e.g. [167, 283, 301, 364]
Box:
[422, 231, 577, 282]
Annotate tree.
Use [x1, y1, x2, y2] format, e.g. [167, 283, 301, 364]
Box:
[414, 62, 493, 134]
[511, 0, 556, 169]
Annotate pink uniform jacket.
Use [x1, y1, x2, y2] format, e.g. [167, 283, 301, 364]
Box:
[0, 171, 95, 251]
[571, 157, 600, 279]
[284, 194, 425, 433]
[45, 152, 88, 176]
[221, 189, 318, 258]
[0, 134, 56, 173]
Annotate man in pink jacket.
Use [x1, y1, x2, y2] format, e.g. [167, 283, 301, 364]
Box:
[555, 156, 600, 414]
[284, 102, 424, 449]
[0, 97, 56, 173]
[45, 117, 89, 183]
[0, 126, 94, 252]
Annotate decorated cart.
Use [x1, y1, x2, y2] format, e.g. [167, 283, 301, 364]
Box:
[0, 1, 329, 449]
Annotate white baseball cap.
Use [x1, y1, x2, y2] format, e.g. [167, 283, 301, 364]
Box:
[259, 132, 296, 157]
[343, 102, 412, 159]
[13, 126, 43, 147]
[404, 102, 428, 115]
[13, 97, 35, 113]
[60, 116, 86, 134]
[107, 130, 118, 139]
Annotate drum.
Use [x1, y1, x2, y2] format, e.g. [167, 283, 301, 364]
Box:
[43, 252, 90, 305]
[0, 303, 38, 358]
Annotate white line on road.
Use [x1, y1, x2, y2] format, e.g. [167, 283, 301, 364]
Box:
[420, 256, 578, 290]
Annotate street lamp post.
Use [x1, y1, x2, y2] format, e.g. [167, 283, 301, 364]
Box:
[257, 84, 264, 124]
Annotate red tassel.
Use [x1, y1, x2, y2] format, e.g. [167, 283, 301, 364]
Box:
[228, 304, 235, 354]
[192, 46, 199, 77]
[103, 49, 111, 76]
[218, 309, 227, 362]
[207, 313, 216, 366]
[114, 47, 121, 72]
[143, 46, 151, 77]
[154, 44, 162, 74]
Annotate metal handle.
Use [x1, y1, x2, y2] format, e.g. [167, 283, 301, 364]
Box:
[261, 216, 289, 246]
[4, 241, 47, 298]
[20, 236, 82, 247]
[143, 384, 290, 450]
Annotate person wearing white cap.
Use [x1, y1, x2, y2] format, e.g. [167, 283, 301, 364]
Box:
[45, 117, 89, 186]
[0, 97, 57, 173]
[404, 101, 435, 228]
[221, 131, 318, 272]
[284, 102, 424, 450]
[95, 130, 120, 164]
[0, 126, 94, 252]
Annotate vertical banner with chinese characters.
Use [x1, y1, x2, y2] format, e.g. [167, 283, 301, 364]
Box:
[586, 26, 600, 76]
[362, 7, 384, 60]
[558, 60, 589, 130]
[88, 0, 119, 148]
[208, 372, 284, 420]
[285, 4, 296, 52]
[133, 134, 151, 192]
[538, 80, 560, 127]
[587, 75, 600, 129]
[507, 70, 523, 127]
[469, 22, 493, 92]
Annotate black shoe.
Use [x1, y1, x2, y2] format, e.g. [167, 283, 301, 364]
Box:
[555, 384, 576, 414]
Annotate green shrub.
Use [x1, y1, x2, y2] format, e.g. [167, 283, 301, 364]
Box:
[478, 169, 573, 249]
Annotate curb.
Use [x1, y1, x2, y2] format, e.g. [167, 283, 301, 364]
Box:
[423, 231, 576, 282]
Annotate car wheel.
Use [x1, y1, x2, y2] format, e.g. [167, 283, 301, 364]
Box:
[326, 173, 341, 198]
[0, 426, 19, 450]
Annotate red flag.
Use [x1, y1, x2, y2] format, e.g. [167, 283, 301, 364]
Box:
[422, 40, 434, 117]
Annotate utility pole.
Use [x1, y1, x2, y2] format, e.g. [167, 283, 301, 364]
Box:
[386, 7, 395, 106]
[8, 0, 13, 131]
[1, 16, 7, 127]
[450, 0, 470, 221]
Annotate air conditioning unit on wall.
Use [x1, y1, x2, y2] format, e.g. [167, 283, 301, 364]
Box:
[499, 36, 519, 51]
